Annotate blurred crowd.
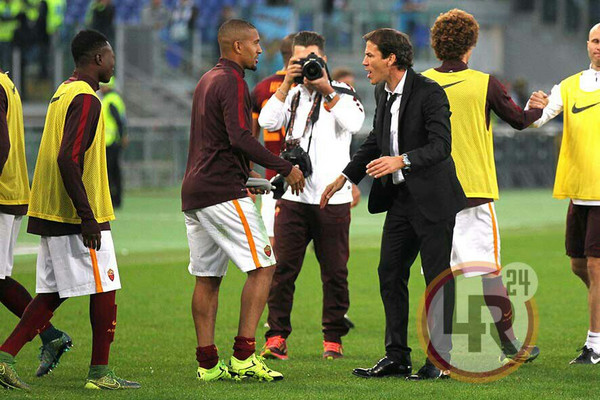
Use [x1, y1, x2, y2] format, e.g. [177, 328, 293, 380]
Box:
[0, 0, 65, 84]
[0, 0, 204, 98]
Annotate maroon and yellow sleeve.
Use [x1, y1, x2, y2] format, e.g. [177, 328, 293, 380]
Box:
[57, 93, 102, 233]
[0, 85, 9, 175]
[487, 76, 542, 130]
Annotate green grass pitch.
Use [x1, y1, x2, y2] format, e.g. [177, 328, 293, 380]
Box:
[1, 189, 597, 399]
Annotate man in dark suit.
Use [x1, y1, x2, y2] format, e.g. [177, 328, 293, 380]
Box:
[321, 28, 466, 380]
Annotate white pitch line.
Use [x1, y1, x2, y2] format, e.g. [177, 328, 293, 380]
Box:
[14, 245, 39, 256]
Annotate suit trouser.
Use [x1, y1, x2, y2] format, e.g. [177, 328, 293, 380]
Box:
[379, 186, 455, 365]
[266, 199, 351, 343]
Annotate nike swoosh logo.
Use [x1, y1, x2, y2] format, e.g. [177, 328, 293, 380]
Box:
[591, 356, 600, 364]
[441, 80, 465, 89]
[97, 381, 121, 389]
[572, 102, 600, 114]
[11, 85, 15, 94]
[50, 95, 62, 104]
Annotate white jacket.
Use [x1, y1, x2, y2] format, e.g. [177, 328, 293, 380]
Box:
[258, 81, 365, 205]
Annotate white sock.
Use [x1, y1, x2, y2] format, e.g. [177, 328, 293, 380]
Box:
[585, 331, 600, 354]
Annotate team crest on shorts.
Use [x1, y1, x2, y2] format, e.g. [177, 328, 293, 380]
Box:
[264, 245, 272, 257]
[275, 206, 281, 216]
[107, 269, 115, 281]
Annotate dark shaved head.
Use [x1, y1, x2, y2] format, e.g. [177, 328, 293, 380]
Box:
[217, 18, 262, 71]
[218, 19, 257, 55]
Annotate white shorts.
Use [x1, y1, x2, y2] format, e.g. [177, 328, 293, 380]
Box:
[451, 202, 501, 278]
[0, 213, 22, 279]
[260, 192, 277, 237]
[36, 231, 121, 298]
[185, 197, 276, 277]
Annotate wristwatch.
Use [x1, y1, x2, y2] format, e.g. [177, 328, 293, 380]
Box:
[401, 153, 411, 170]
[324, 91, 337, 103]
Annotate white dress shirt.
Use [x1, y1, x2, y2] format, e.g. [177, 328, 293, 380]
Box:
[384, 72, 408, 184]
[529, 66, 600, 205]
[258, 81, 365, 205]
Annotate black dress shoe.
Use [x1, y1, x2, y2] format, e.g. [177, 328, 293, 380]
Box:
[352, 357, 412, 378]
[406, 360, 450, 381]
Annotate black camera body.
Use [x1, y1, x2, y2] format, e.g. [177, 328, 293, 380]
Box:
[293, 52, 326, 84]
[281, 146, 312, 178]
[271, 144, 313, 200]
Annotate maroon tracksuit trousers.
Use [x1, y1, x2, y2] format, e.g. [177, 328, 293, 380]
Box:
[266, 199, 351, 343]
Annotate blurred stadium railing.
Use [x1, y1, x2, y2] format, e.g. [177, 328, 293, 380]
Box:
[22, 121, 562, 191]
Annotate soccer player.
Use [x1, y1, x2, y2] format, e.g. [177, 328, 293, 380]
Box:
[0, 66, 71, 381]
[181, 19, 304, 382]
[250, 33, 294, 245]
[422, 9, 542, 363]
[528, 22, 600, 365]
[0, 30, 139, 391]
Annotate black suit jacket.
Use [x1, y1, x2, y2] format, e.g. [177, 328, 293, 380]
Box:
[343, 68, 466, 222]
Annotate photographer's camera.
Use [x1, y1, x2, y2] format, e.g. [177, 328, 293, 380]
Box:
[293, 52, 326, 84]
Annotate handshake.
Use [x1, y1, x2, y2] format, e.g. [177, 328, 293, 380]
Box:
[528, 90, 549, 110]
[246, 166, 305, 197]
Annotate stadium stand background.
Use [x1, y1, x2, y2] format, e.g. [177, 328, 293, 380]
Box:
[10, 0, 600, 191]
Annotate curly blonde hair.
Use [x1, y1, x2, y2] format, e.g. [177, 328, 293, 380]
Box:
[430, 9, 479, 61]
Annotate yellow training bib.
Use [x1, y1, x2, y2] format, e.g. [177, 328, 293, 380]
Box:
[553, 72, 600, 200]
[0, 72, 29, 206]
[28, 80, 114, 224]
[423, 68, 497, 199]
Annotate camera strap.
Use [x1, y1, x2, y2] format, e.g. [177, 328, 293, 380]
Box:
[332, 84, 362, 103]
[283, 91, 322, 154]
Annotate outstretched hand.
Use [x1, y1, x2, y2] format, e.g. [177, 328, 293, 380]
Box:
[320, 175, 347, 209]
[285, 166, 305, 196]
[351, 184, 361, 208]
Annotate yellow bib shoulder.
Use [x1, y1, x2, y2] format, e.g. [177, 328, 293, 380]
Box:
[0, 73, 29, 206]
[423, 68, 497, 200]
[28, 80, 114, 223]
[553, 72, 600, 200]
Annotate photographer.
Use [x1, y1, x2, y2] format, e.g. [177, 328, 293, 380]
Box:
[258, 31, 364, 360]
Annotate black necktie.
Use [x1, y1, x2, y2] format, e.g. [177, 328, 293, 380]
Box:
[382, 93, 398, 157]
[380, 93, 398, 186]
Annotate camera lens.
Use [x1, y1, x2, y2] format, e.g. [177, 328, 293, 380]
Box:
[303, 60, 323, 81]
